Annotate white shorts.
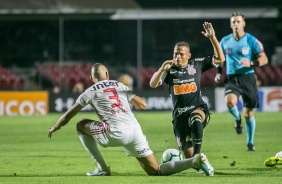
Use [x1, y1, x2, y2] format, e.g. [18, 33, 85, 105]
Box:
[90, 121, 153, 158]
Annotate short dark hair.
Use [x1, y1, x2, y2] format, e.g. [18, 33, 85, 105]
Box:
[231, 12, 245, 21]
[175, 41, 190, 48]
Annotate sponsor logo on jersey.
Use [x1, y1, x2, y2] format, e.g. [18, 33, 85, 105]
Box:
[137, 148, 151, 155]
[177, 105, 195, 115]
[173, 82, 197, 95]
[186, 65, 196, 75]
[173, 78, 194, 84]
[242, 47, 249, 55]
[92, 81, 119, 90]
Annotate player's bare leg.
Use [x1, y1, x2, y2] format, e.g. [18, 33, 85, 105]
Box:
[225, 93, 238, 109]
[183, 147, 193, 158]
[136, 154, 159, 175]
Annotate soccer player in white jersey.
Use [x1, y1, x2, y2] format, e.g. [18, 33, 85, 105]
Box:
[48, 63, 214, 176]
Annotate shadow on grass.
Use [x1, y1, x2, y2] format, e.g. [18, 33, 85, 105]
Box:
[3, 155, 88, 158]
[214, 166, 281, 176]
[1, 167, 280, 178]
[0, 172, 150, 178]
[0, 171, 212, 178]
[244, 167, 281, 172]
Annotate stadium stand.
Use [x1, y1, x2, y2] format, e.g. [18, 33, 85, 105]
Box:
[0, 1, 280, 91]
[36, 63, 91, 90]
[35, 62, 123, 90]
[0, 65, 24, 90]
[33, 63, 282, 91]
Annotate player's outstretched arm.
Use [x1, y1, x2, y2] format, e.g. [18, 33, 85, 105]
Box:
[48, 103, 83, 138]
[201, 22, 225, 65]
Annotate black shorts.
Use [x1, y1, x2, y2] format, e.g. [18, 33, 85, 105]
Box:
[172, 105, 210, 150]
[224, 73, 259, 108]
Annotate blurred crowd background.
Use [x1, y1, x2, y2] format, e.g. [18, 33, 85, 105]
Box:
[0, 0, 281, 92]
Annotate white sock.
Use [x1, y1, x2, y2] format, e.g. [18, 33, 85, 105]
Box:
[78, 133, 108, 170]
[159, 157, 197, 175]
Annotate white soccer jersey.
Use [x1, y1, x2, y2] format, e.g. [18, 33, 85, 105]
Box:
[76, 80, 138, 125]
[76, 80, 152, 157]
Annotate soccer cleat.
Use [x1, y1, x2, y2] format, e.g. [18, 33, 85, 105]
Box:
[86, 166, 111, 176]
[234, 118, 243, 134]
[264, 156, 282, 167]
[264, 156, 279, 167]
[247, 144, 255, 151]
[195, 153, 214, 176]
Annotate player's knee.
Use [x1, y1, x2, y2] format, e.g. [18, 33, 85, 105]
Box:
[76, 122, 81, 131]
[226, 101, 236, 109]
[76, 119, 84, 131]
[76, 118, 91, 132]
[188, 113, 203, 127]
[225, 95, 237, 107]
[243, 109, 254, 119]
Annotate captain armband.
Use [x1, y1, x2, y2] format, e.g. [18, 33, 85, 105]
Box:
[250, 59, 260, 67]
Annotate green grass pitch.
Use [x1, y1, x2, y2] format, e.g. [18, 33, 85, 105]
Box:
[0, 111, 281, 184]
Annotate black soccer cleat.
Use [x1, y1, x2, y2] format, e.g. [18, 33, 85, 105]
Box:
[247, 144, 255, 151]
[234, 118, 243, 134]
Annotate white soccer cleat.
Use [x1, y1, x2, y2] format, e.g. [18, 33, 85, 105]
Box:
[195, 153, 214, 176]
[86, 166, 111, 176]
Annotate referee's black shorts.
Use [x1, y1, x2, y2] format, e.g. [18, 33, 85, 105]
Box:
[224, 73, 259, 108]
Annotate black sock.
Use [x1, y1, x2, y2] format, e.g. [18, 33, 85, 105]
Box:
[190, 113, 203, 156]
